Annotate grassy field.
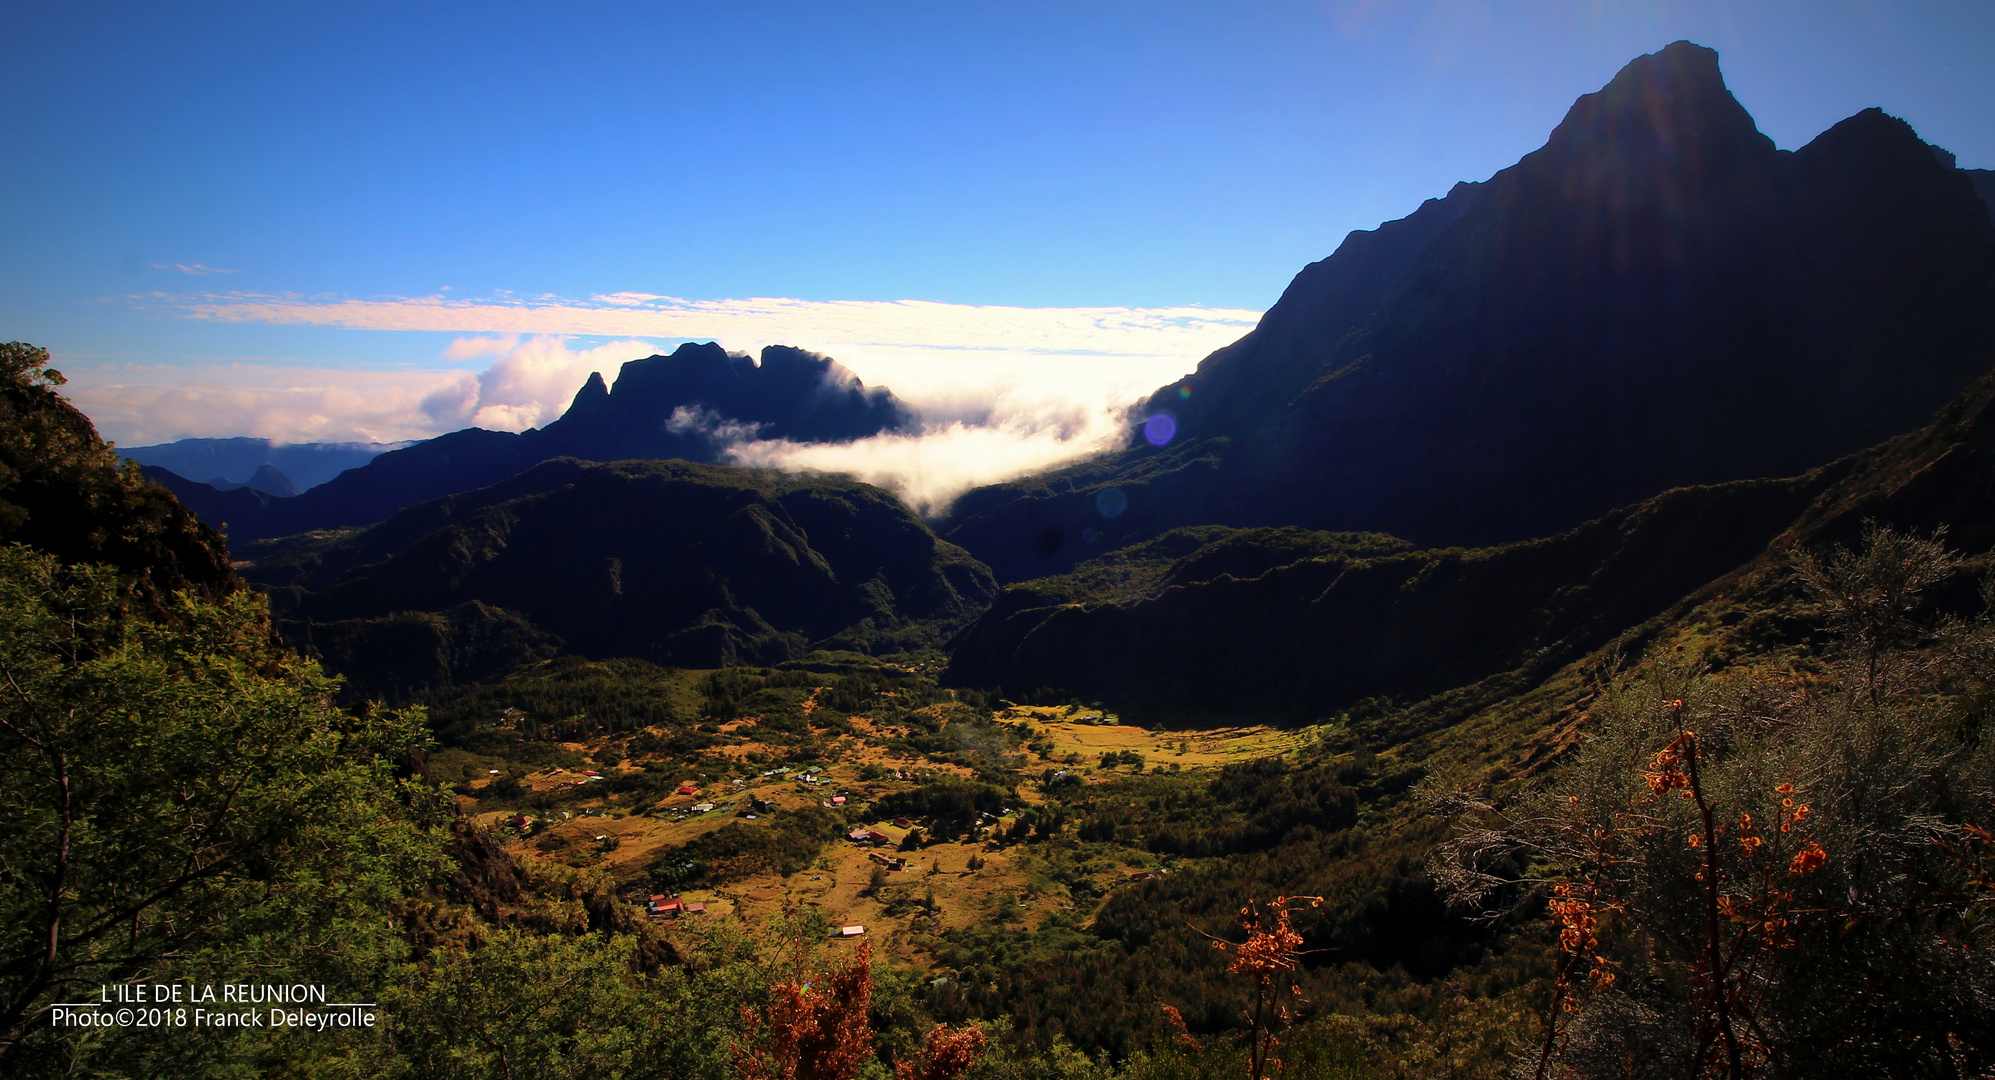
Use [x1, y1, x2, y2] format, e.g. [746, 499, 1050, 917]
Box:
[449, 685, 1322, 972]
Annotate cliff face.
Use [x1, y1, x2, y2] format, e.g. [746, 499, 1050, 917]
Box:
[945, 42, 1995, 583]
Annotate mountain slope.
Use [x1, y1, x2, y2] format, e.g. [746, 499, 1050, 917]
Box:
[948, 335, 1995, 732]
[945, 42, 1995, 582]
[192, 342, 912, 543]
[945, 473, 1837, 721]
[0, 344, 236, 604]
[246, 458, 994, 699]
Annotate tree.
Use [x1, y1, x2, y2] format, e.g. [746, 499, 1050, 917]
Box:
[735, 941, 875, 1080]
[1184, 895, 1324, 1080]
[372, 928, 732, 1080]
[0, 340, 234, 603]
[0, 546, 445, 1075]
[0, 342, 63, 389]
[1433, 526, 1995, 1078]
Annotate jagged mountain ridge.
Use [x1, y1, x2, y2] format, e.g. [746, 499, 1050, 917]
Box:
[118, 436, 404, 492]
[178, 342, 911, 543]
[944, 41, 1995, 583]
[244, 458, 994, 700]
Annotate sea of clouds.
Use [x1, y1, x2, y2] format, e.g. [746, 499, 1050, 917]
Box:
[66, 292, 1260, 515]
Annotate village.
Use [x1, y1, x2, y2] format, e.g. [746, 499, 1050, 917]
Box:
[459, 695, 1316, 969]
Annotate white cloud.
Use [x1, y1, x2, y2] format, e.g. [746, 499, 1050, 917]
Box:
[142, 290, 1260, 364]
[68, 336, 660, 446]
[457, 336, 660, 431]
[80, 290, 1262, 512]
[70, 365, 479, 446]
[152, 263, 237, 276]
[727, 411, 1137, 519]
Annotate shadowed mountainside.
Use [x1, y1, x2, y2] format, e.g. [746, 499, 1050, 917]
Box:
[944, 42, 1995, 583]
[947, 348, 1995, 727]
[242, 458, 994, 701]
[181, 342, 912, 543]
[945, 474, 1837, 721]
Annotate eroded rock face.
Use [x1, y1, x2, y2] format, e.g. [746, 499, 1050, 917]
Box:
[946, 41, 1995, 583]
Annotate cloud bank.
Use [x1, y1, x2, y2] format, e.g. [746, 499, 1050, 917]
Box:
[69, 337, 662, 446]
[74, 290, 1261, 511]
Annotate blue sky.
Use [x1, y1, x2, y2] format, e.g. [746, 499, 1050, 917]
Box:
[4, 0, 1992, 476]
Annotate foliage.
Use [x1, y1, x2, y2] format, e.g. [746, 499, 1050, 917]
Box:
[362, 928, 735, 1080]
[897, 1022, 987, 1080]
[656, 805, 851, 887]
[0, 545, 446, 1075]
[1179, 895, 1324, 1080]
[736, 941, 876, 1080]
[426, 654, 704, 742]
[874, 782, 1014, 831]
[1433, 525, 1995, 1078]
[0, 342, 64, 389]
[0, 341, 235, 604]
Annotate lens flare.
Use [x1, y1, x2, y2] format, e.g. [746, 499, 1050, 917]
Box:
[1095, 487, 1128, 518]
[1144, 413, 1177, 446]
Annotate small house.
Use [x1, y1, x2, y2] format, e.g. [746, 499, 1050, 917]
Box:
[676, 785, 700, 796]
[864, 830, 891, 846]
[682, 901, 708, 916]
[831, 795, 847, 806]
[838, 925, 866, 937]
[893, 817, 913, 828]
[649, 895, 684, 916]
[691, 802, 715, 813]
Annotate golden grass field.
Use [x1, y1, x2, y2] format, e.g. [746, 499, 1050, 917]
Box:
[464, 702, 1326, 966]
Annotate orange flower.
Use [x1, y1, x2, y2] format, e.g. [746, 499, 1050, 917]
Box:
[1788, 842, 1828, 876]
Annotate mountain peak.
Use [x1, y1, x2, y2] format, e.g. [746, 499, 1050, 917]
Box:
[566, 370, 610, 416]
[1537, 39, 1770, 184]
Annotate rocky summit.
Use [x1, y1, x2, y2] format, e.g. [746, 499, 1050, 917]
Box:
[944, 42, 1995, 582]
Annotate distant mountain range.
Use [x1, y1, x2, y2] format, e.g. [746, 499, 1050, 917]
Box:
[158, 342, 912, 543]
[942, 41, 1995, 583]
[118, 436, 406, 492]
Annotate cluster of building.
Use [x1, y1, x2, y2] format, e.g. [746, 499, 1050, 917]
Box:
[646, 895, 709, 919]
